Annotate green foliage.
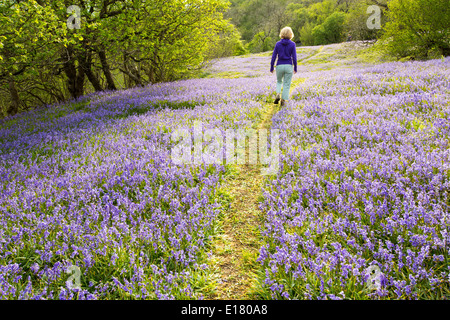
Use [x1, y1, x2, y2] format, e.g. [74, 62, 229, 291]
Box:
[0, 1, 65, 73]
[285, 3, 309, 38]
[234, 40, 249, 56]
[0, 0, 67, 115]
[0, 0, 238, 117]
[381, 0, 450, 59]
[247, 31, 274, 53]
[305, 0, 337, 25]
[312, 12, 347, 45]
[226, 0, 290, 46]
[300, 21, 315, 46]
[206, 22, 248, 59]
[227, 0, 359, 49]
[345, 1, 383, 41]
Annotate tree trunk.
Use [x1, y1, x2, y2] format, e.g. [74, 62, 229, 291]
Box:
[120, 67, 143, 87]
[63, 50, 85, 99]
[149, 66, 155, 83]
[7, 76, 20, 115]
[443, 46, 450, 57]
[74, 63, 85, 98]
[98, 49, 116, 91]
[81, 51, 103, 92]
[122, 52, 142, 87]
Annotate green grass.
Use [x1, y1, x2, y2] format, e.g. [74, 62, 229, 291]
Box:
[206, 71, 246, 79]
[115, 100, 204, 119]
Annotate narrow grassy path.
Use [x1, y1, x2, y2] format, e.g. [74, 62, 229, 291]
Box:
[206, 77, 304, 300]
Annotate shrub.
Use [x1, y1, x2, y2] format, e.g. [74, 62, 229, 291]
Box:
[312, 12, 347, 45]
[381, 0, 450, 59]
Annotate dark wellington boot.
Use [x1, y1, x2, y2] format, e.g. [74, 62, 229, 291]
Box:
[274, 94, 281, 104]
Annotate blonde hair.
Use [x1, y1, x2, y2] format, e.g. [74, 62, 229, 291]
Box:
[280, 27, 294, 40]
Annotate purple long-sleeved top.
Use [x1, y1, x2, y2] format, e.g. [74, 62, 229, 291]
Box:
[270, 38, 297, 72]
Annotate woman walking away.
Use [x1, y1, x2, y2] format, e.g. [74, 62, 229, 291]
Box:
[270, 27, 297, 107]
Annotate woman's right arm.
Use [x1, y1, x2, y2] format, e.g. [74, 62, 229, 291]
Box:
[270, 45, 277, 73]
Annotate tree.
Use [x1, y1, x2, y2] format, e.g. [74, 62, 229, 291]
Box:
[225, 0, 289, 44]
[113, 0, 232, 83]
[1, 0, 235, 116]
[247, 31, 273, 53]
[345, 1, 383, 41]
[381, 0, 450, 59]
[286, 3, 310, 40]
[312, 11, 346, 45]
[206, 23, 248, 59]
[300, 21, 315, 46]
[0, 0, 65, 115]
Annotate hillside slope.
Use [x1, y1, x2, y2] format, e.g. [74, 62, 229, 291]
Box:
[0, 42, 449, 300]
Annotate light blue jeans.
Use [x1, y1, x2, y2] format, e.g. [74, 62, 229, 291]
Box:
[276, 64, 293, 100]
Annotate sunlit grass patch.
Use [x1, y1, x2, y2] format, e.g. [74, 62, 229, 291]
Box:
[207, 71, 246, 79]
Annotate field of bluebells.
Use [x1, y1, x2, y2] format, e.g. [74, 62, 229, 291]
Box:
[258, 55, 450, 299]
[0, 42, 449, 300]
[0, 70, 276, 299]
